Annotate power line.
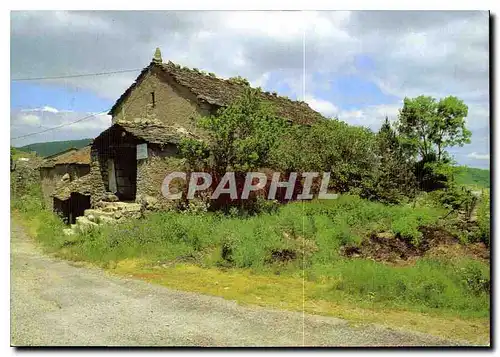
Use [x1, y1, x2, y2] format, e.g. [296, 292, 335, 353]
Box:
[11, 88, 155, 140]
[11, 68, 142, 81]
[11, 109, 110, 140]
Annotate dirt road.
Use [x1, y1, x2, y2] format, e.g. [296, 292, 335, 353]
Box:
[10, 219, 461, 347]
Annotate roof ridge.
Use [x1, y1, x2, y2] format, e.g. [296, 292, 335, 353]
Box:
[159, 60, 314, 109]
[109, 57, 325, 125]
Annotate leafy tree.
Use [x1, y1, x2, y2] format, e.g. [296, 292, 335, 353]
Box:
[397, 95, 471, 162]
[370, 117, 416, 203]
[271, 119, 379, 194]
[181, 87, 287, 174]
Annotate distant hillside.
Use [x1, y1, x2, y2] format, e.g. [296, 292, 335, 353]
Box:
[17, 139, 92, 157]
[455, 166, 490, 189]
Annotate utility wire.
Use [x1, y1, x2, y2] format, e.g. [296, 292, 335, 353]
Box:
[11, 88, 155, 140]
[11, 68, 142, 81]
[11, 109, 110, 140]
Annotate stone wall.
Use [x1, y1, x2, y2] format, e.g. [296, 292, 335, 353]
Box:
[52, 147, 108, 208]
[136, 144, 185, 211]
[40, 164, 90, 210]
[112, 68, 212, 134]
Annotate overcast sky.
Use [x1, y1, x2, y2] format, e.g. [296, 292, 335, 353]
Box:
[10, 10, 489, 168]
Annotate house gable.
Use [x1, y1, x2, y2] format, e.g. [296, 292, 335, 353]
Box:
[110, 65, 211, 132]
[109, 49, 326, 129]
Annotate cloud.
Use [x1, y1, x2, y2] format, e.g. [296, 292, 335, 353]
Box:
[467, 152, 490, 160]
[304, 95, 338, 117]
[21, 106, 61, 114]
[19, 114, 40, 126]
[336, 103, 401, 129]
[11, 106, 111, 146]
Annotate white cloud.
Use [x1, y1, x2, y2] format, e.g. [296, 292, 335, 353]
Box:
[467, 152, 490, 160]
[21, 106, 65, 114]
[337, 103, 401, 129]
[19, 114, 40, 126]
[304, 95, 338, 117]
[11, 107, 110, 146]
[41, 106, 59, 113]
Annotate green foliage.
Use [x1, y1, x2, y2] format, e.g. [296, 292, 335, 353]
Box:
[369, 117, 416, 203]
[455, 166, 490, 189]
[17, 138, 92, 157]
[271, 119, 379, 194]
[315, 257, 489, 316]
[11, 180, 45, 213]
[228, 76, 251, 86]
[397, 95, 471, 161]
[476, 191, 490, 246]
[433, 184, 475, 211]
[178, 138, 211, 171]
[390, 211, 436, 246]
[181, 88, 287, 173]
[21, 191, 489, 317]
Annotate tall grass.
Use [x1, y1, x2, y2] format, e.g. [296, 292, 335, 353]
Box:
[14, 189, 490, 318]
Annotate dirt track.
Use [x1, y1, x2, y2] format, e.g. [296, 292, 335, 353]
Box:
[10, 219, 463, 347]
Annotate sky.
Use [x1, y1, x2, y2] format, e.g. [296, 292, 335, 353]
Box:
[10, 10, 490, 168]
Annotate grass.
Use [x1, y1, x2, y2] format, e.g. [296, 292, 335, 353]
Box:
[108, 260, 489, 344]
[455, 166, 490, 189]
[12, 185, 490, 344]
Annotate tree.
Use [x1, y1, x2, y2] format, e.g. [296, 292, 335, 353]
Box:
[371, 117, 416, 203]
[180, 87, 287, 174]
[270, 119, 379, 194]
[397, 95, 471, 162]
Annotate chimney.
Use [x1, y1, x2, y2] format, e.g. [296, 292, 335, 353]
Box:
[152, 47, 162, 64]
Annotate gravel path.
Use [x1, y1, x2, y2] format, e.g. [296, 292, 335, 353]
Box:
[10, 219, 461, 347]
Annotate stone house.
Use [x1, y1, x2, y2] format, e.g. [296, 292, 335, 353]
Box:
[52, 48, 324, 224]
[40, 145, 91, 210]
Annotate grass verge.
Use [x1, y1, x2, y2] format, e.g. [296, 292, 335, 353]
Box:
[11, 190, 490, 345]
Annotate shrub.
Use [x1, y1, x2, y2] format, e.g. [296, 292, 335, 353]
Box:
[476, 191, 490, 246]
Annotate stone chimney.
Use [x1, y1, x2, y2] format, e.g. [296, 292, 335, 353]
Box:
[152, 47, 162, 64]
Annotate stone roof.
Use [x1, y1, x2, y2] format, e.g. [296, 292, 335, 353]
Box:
[44, 147, 78, 160]
[52, 173, 94, 201]
[94, 119, 199, 146]
[41, 146, 91, 168]
[109, 61, 325, 125]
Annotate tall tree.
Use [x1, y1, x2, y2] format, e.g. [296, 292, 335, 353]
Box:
[372, 117, 416, 203]
[397, 95, 471, 162]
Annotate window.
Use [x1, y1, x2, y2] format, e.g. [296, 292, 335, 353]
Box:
[151, 91, 156, 107]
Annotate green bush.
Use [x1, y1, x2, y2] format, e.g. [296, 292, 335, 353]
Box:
[313, 257, 489, 317]
[476, 191, 490, 246]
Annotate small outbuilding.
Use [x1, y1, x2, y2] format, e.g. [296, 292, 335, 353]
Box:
[40, 146, 91, 209]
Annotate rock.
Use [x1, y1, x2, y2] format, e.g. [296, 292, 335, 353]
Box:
[114, 211, 123, 220]
[142, 195, 159, 210]
[63, 228, 75, 236]
[103, 205, 118, 212]
[86, 214, 96, 223]
[61, 173, 70, 182]
[75, 216, 99, 233]
[84, 209, 114, 218]
[376, 232, 394, 240]
[99, 216, 117, 225]
[103, 192, 119, 202]
[122, 203, 142, 212]
[95, 201, 105, 208]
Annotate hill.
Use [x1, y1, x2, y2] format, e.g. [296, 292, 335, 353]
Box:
[455, 166, 490, 189]
[16, 139, 92, 157]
